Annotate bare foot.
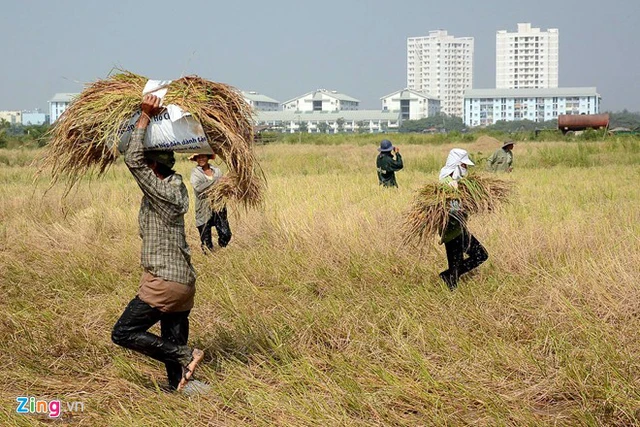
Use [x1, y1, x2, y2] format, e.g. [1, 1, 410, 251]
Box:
[177, 348, 204, 391]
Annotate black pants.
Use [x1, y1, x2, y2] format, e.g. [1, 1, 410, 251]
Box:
[197, 208, 232, 250]
[112, 296, 192, 390]
[442, 230, 488, 287]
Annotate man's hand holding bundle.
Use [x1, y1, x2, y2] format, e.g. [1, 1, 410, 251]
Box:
[137, 94, 164, 129]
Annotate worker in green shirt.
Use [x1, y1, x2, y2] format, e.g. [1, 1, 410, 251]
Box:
[486, 140, 514, 173]
[376, 139, 403, 187]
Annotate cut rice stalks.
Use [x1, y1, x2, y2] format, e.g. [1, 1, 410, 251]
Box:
[403, 174, 513, 246]
[43, 70, 265, 208]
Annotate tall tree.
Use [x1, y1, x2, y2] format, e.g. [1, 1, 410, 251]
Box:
[317, 122, 329, 134]
[357, 120, 369, 134]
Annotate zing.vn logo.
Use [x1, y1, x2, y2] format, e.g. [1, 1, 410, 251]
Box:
[16, 396, 85, 418]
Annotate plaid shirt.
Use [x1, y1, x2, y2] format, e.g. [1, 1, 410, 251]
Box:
[124, 129, 196, 286]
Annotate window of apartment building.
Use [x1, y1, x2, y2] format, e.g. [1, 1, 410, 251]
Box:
[313, 101, 322, 111]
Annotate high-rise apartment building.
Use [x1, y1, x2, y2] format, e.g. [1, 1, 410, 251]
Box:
[407, 30, 474, 117]
[496, 23, 559, 89]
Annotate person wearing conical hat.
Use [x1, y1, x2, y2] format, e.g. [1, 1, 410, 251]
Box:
[486, 140, 514, 173]
[376, 139, 403, 187]
[189, 153, 232, 251]
[438, 148, 488, 290]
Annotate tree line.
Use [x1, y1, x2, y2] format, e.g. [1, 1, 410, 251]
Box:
[397, 110, 640, 134]
[2, 111, 640, 149]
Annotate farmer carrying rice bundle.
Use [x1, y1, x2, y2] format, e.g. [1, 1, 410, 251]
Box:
[189, 153, 232, 251]
[403, 148, 512, 290]
[43, 71, 263, 393]
[111, 94, 204, 393]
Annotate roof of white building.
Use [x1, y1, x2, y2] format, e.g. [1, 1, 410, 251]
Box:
[464, 87, 599, 98]
[242, 91, 279, 104]
[255, 110, 398, 122]
[283, 89, 360, 105]
[409, 30, 474, 41]
[381, 88, 439, 101]
[497, 23, 558, 34]
[49, 93, 79, 102]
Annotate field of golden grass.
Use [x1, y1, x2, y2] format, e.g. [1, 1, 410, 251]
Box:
[1, 139, 639, 426]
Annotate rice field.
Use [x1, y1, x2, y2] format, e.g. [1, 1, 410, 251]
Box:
[1, 139, 639, 426]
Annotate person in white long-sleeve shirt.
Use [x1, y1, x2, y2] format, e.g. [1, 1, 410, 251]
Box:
[189, 153, 232, 251]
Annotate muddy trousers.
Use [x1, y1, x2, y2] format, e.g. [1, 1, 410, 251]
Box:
[442, 231, 488, 288]
[197, 208, 232, 250]
[112, 296, 192, 390]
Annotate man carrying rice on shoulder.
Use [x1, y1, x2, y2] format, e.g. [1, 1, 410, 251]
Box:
[111, 94, 205, 393]
[438, 148, 489, 290]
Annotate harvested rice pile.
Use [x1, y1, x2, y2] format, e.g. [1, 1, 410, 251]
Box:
[44, 71, 264, 209]
[403, 175, 513, 246]
[475, 135, 501, 146]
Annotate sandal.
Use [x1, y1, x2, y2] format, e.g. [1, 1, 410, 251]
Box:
[177, 348, 204, 391]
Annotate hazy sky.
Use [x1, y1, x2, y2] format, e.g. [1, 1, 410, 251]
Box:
[1, 0, 638, 112]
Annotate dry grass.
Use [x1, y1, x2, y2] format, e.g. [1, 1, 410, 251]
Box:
[403, 175, 513, 246]
[2, 140, 640, 426]
[43, 70, 264, 208]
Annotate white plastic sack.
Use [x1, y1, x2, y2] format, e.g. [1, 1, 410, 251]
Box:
[117, 79, 213, 154]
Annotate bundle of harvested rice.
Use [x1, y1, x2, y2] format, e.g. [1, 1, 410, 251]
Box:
[44, 71, 264, 208]
[403, 174, 513, 246]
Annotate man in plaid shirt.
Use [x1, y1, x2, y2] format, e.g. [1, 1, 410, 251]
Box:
[112, 94, 204, 392]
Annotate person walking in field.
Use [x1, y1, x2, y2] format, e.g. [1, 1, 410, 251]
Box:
[486, 140, 514, 173]
[111, 93, 204, 392]
[189, 153, 232, 252]
[438, 148, 489, 290]
[376, 139, 403, 187]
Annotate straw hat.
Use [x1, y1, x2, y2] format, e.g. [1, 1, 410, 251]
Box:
[502, 140, 515, 149]
[188, 153, 215, 161]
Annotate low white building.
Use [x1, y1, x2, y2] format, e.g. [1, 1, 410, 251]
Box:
[22, 110, 48, 126]
[255, 110, 399, 134]
[0, 110, 22, 125]
[464, 87, 600, 127]
[380, 89, 440, 121]
[49, 93, 78, 123]
[282, 89, 359, 112]
[242, 91, 280, 112]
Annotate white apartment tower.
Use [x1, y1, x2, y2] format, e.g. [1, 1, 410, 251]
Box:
[407, 30, 474, 117]
[496, 23, 559, 89]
